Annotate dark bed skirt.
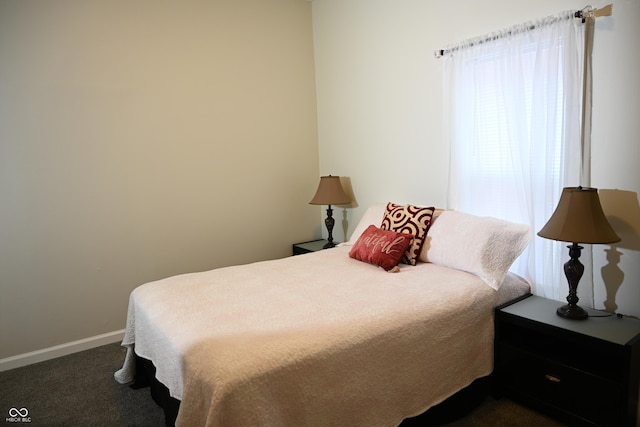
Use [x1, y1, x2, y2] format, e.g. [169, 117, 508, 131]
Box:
[132, 354, 492, 427]
[132, 355, 180, 426]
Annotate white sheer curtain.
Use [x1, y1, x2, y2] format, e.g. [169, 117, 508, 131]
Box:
[442, 11, 589, 302]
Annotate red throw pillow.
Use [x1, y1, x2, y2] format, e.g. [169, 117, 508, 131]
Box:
[381, 203, 435, 266]
[349, 225, 414, 271]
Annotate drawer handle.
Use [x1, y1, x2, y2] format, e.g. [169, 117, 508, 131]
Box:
[544, 374, 561, 383]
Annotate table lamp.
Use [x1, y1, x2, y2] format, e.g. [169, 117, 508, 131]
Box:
[309, 175, 351, 249]
[538, 187, 620, 319]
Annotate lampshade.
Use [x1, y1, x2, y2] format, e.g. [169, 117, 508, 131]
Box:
[538, 187, 620, 244]
[309, 176, 351, 206]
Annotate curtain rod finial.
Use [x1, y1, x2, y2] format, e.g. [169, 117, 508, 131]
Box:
[595, 4, 613, 17]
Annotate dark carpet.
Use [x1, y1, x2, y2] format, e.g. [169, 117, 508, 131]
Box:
[0, 343, 565, 426]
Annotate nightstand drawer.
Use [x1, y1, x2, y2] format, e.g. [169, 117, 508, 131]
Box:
[498, 344, 624, 426]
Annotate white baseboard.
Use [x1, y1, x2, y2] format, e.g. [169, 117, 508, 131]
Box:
[0, 329, 125, 372]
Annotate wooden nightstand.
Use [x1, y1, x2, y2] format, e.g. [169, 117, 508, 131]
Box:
[495, 295, 640, 426]
[292, 239, 333, 256]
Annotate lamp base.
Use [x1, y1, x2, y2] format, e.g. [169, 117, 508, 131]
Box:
[556, 243, 589, 320]
[324, 205, 336, 249]
[556, 304, 588, 320]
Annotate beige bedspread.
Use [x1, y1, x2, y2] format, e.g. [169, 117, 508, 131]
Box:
[115, 246, 529, 427]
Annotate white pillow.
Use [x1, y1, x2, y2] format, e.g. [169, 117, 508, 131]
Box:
[420, 211, 531, 290]
[343, 205, 386, 245]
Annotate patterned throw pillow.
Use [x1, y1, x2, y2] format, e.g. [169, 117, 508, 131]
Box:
[380, 203, 435, 265]
[349, 225, 414, 271]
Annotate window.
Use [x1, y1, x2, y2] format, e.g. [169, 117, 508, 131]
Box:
[442, 12, 587, 300]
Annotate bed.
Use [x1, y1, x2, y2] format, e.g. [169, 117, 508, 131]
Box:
[115, 204, 532, 426]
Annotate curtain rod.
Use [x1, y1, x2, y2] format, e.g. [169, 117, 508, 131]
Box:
[434, 4, 612, 59]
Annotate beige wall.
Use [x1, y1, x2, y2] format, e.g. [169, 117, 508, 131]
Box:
[0, 0, 319, 360]
[313, 0, 640, 317]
